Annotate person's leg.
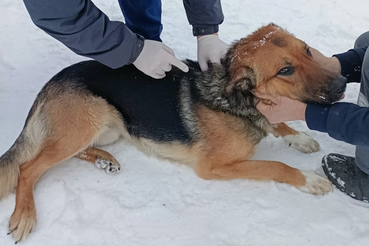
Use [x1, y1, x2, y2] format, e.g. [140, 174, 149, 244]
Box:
[355, 31, 369, 174]
[354, 31, 369, 48]
[322, 32, 369, 202]
[118, 0, 162, 41]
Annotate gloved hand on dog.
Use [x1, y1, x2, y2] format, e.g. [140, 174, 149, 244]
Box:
[197, 34, 229, 71]
[133, 40, 189, 79]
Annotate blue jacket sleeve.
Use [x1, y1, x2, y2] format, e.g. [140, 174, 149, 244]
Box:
[333, 47, 367, 82]
[306, 103, 369, 146]
[183, 0, 224, 36]
[23, 0, 144, 69]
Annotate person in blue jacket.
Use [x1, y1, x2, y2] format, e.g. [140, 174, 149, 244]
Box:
[256, 31, 369, 202]
[22, 0, 229, 79]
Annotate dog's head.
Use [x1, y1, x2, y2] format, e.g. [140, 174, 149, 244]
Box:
[223, 23, 346, 104]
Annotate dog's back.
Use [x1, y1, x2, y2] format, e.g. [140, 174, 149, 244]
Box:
[48, 60, 202, 142]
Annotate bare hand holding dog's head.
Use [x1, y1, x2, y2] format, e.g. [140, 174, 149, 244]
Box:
[254, 92, 307, 123]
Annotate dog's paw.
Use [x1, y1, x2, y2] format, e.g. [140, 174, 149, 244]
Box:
[95, 156, 121, 174]
[297, 171, 332, 195]
[9, 207, 36, 243]
[282, 132, 320, 153]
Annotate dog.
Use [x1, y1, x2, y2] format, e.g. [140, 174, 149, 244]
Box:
[0, 24, 346, 242]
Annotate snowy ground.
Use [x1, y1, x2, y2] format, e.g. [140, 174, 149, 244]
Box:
[1, 0, 369, 245]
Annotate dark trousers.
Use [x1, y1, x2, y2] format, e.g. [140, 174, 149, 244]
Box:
[354, 32, 369, 174]
[118, 0, 162, 41]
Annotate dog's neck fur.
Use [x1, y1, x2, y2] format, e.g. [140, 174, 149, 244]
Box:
[195, 63, 263, 121]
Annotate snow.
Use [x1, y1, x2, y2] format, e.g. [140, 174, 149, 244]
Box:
[337, 178, 346, 188]
[1, 0, 369, 245]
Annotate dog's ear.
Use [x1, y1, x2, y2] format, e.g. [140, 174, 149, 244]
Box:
[224, 66, 256, 96]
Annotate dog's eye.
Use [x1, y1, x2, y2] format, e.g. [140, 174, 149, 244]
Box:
[306, 48, 312, 56]
[278, 67, 294, 76]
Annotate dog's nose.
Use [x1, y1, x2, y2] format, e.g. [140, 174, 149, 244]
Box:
[333, 75, 347, 95]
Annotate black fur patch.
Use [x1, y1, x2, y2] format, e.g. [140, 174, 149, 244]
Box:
[50, 61, 197, 143]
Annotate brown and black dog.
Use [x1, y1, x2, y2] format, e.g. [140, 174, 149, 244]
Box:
[0, 24, 346, 242]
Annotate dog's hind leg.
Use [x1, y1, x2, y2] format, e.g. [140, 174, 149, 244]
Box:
[9, 140, 91, 242]
[76, 147, 121, 174]
[8, 88, 121, 242]
[272, 123, 320, 153]
[9, 132, 98, 243]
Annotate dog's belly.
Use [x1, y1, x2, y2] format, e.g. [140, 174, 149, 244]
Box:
[58, 61, 193, 143]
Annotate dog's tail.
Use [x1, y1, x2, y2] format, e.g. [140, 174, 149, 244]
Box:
[0, 96, 47, 199]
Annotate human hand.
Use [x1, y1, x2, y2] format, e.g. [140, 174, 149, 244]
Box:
[133, 40, 189, 79]
[197, 34, 229, 71]
[254, 92, 307, 123]
[310, 47, 341, 74]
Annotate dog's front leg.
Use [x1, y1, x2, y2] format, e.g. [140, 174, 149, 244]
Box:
[196, 159, 331, 195]
[272, 123, 320, 153]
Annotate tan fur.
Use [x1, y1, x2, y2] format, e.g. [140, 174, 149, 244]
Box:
[272, 123, 299, 137]
[0, 99, 45, 199]
[8, 91, 123, 242]
[228, 24, 340, 103]
[0, 164, 19, 199]
[192, 105, 306, 186]
[76, 147, 118, 164]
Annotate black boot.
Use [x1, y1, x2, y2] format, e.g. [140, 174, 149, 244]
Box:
[322, 153, 369, 202]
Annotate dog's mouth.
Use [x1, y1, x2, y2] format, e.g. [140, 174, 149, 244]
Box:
[304, 89, 346, 105]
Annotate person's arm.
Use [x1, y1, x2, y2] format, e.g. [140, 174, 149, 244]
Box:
[23, 0, 143, 69]
[183, 0, 228, 71]
[183, 0, 224, 36]
[255, 93, 369, 146]
[306, 103, 369, 146]
[334, 47, 367, 82]
[23, 0, 189, 77]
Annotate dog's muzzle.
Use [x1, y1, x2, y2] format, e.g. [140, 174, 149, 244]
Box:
[330, 75, 347, 102]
